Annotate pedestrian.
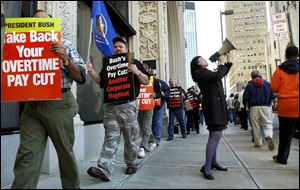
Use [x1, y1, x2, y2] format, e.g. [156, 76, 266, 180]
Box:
[238, 86, 249, 130]
[243, 70, 276, 150]
[271, 46, 299, 164]
[190, 55, 231, 180]
[148, 69, 170, 150]
[232, 93, 240, 126]
[137, 65, 161, 158]
[11, 10, 87, 189]
[184, 86, 200, 134]
[226, 93, 235, 124]
[167, 79, 187, 140]
[86, 37, 149, 181]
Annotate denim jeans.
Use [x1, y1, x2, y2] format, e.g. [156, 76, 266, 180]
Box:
[151, 104, 165, 144]
[168, 108, 186, 138]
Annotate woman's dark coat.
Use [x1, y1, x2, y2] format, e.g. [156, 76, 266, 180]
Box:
[193, 63, 232, 131]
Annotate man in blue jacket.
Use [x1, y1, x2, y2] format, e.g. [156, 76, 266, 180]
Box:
[148, 69, 170, 149]
[243, 70, 276, 150]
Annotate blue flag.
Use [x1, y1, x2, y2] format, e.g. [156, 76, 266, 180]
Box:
[92, 1, 116, 56]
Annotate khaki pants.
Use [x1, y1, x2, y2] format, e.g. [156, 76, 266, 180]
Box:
[249, 106, 273, 145]
[97, 100, 139, 179]
[138, 110, 154, 150]
[11, 91, 80, 189]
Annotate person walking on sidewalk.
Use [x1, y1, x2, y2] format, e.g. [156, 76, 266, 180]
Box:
[167, 79, 187, 140]
[271, 46, 299, 164]
[86, 37, 149, 181]
[148, 69, 170, 150]
[237, 86, 249, 131]
[137, 66, 161, 158]
[190, 55, 231, 180]
[243, 70, 276, 150]
[11, 10, 87, 189]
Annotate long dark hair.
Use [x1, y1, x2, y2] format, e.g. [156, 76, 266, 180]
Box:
[190, 56, 205, 82]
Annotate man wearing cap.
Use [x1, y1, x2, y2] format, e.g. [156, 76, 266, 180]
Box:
[86, 37, 149, 181]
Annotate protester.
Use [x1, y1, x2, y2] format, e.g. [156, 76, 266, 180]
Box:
[167, 79, 187, 140]
[86, 37, 149, 181]
[137, 65, 161, 158]
[148, 69, 170, 149]
[184, 86, 200, 134]
[190, 55, 231, 180]
[271, 46, 299, 164]
[11, 10, 86, 189]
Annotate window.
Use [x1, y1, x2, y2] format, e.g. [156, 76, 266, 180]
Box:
[1, 1, 37, 135]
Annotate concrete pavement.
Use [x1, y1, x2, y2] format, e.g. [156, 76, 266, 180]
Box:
[32, 124, 299, 189]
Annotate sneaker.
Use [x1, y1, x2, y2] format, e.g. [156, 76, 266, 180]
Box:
[182, 135, 187, 138]
[138, 147, 145, 158]
[149, 143, 157, 152]
[266, 137, 275, 151]
[125, 165, 138, 174]
[87, 167, 110, 181]
[167, 137, 173, 141]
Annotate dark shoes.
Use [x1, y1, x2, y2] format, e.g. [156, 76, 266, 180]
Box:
[200, 163, 227, 180]
[204, 173, 215, 180]
[125, 165, 138, 174]
[200, 166, 214, 180]
[87, 167, 110, 181]
[200, 165, 205, 173]
[272, 155, 287, 164]
[211, 164, 228, 171]
[167, 138, 173, 141]
[182, 135, 187, 138]
[201, 164, 228, 172]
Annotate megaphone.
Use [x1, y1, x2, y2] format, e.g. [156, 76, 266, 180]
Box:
[209, 38, 236, 62]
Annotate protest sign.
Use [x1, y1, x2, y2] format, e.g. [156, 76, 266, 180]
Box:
[102, 53, 135, 103]
[138, 82, 154, 110]
[1, 18, 61, 102]
[167, 87, 183, 109]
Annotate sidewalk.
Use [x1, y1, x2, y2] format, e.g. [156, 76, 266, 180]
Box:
[36, 124, 299, 189]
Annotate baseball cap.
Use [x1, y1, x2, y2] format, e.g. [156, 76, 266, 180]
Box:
[112, 37, 128, 47]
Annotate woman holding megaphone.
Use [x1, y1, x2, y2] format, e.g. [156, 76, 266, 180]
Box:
[190, 54, 232, 180]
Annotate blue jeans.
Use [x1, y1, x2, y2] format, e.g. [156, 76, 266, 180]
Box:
[227, 108, 234, 123]
[151, 104, 165, 144]
[168, 108, 186, 138]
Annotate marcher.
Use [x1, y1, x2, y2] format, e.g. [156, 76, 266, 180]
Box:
[271, 46, 299, 164]
[167, 79, 187, 140]
[190, 55, 231, 180]
[86, 37, 149, 181]
[11, 10, 87, 189]
[184, 86, 200, 134]
[137, 65, 161, 158]
[148, 69, 170, 149]
[243, 70, 276, 150]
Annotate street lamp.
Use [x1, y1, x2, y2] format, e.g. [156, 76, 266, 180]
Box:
[220, 9, 234, 96]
